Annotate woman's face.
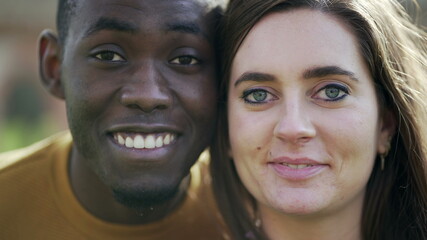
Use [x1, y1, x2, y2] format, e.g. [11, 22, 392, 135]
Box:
[228, 9, 393, 217]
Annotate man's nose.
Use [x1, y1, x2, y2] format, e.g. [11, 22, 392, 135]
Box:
[119, 61, 172, 113]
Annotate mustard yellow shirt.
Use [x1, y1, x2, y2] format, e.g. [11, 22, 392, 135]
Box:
[0, 132, 228, 240]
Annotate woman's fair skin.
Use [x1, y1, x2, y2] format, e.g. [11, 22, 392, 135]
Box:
[228, 9, 395, 240]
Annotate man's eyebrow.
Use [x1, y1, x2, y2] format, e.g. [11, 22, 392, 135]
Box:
[165, 22, 209, 40]
[166, 22, 201, 34]
[84, 17, 138, 38]
[234, 72, 276, 87]
[303, 66, 359, 81]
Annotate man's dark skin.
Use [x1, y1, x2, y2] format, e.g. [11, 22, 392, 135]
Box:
[39, 0, 220, 224]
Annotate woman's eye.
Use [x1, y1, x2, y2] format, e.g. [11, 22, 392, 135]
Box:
[170, 56, 200, 65]
[94, 51, 125, 62]
[314, 84, 349, 101]
[242, 89, 276, 104]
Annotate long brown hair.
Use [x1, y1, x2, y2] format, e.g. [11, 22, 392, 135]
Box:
[211, 0, 427, 239]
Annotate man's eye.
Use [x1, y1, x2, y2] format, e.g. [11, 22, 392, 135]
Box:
[170, 56, 200, 65]
[94, 51, 125, 62]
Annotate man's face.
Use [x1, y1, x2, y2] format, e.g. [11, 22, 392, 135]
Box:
[60, 0, 218, 204]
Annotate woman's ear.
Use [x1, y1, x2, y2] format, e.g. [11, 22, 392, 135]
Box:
[38, 29, 65, 99]
[377, 108, 397, 154]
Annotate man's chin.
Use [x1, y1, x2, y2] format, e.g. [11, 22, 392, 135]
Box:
[112, 185, 180, 212]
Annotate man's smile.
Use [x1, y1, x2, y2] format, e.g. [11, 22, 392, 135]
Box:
[113, 132, 177, 149]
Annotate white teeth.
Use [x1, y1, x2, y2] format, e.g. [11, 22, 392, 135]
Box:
[125, 137, 134, 148]
[283, 163, 312, 169]
[287, 164, 298, 169]
[134, 135, 145, 149]
[118, 135, 125, 145]
[155, 136, 163, 148]
[164, 134, 170, 145]
[145, 135, 155, 149]
[114, 133, 176, 150]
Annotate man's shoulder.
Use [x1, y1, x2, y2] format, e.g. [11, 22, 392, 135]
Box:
[0, 131, 72, 173]
[0, 131, 78, 239]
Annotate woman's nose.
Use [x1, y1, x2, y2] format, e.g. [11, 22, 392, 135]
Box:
[273, 99, 316, 145]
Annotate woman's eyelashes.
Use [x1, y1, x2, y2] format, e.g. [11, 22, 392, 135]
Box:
[312, 83, 350, 102]
[240, 83, 350, 106]
[241, 88, 277, 104]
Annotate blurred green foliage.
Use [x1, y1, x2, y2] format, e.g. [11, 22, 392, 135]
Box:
[0, 116, 62, 153]
[0, 79, 64, 153]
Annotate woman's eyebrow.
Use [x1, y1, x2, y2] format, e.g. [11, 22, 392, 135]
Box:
[303, 66, 359, 81]
[234, 66, 358, 87]
[234, 72, 276, 87]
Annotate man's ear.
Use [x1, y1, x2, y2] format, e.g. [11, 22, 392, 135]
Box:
[377, 108, 397, 154]
[39, 29, 65, 99]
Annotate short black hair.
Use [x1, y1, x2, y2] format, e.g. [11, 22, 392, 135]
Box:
[56, 0, 77, 45]
[55, 0, 227, 46]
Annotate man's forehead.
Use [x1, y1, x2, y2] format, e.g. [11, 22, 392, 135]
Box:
[63, 0, 226, 47]
[81, 16, 209, 40]
[73, 0, 226, 13]
[72, 0, 218, 27]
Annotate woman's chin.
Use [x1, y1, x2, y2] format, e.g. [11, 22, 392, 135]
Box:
[260, 190, 331, 217]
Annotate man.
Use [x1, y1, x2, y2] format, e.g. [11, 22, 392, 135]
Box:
[0, 0, 228, 239]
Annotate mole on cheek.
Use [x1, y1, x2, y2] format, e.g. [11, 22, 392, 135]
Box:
[257, 147, 261, 150]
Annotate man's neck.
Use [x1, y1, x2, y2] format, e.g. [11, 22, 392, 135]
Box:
[68, 148, 190, 224]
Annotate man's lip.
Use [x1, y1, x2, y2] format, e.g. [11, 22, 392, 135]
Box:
[104, 124, 183, 161]
[105, 124, 183, 153]
[110, 132, 178, 150]
[107, 123, 182, 135]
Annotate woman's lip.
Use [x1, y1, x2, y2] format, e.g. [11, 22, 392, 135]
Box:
[270, 156, 322, 165]
[268, 160, 328, 181]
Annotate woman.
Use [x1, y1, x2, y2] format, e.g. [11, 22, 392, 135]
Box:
[211, 0, 427, 239]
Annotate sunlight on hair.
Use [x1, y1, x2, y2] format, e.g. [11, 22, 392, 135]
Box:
[196, 0, 229, 10]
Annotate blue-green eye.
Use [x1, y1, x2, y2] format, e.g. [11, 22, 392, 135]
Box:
[94, 51, 125, 62]
[254, 91, 267, 101]
[325, 87, 340, 98]
[170, 56, 200, 65]
[316, 84, 349, 101]
[242, 89, 276, 104]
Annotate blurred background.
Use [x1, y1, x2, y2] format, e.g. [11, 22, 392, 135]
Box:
[0, 0, 426, 153]
[0, 0, 66, 152]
